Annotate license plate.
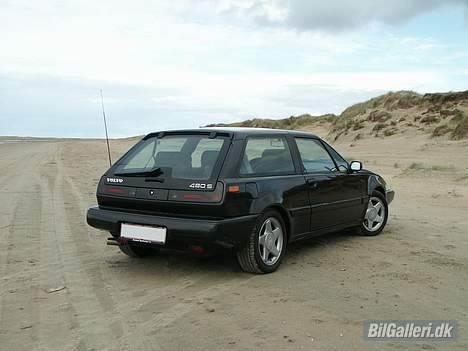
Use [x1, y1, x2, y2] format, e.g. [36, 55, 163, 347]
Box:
[120, 223, 166, 244]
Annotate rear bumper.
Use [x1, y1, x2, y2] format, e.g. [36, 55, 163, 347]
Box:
[386, 189, 395, 204]
[86, 206, 257, 249]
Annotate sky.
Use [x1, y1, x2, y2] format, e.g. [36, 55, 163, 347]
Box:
[1, 0, 468, 138]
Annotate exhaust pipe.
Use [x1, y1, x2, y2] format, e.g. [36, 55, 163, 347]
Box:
[107, 237, 120, 246]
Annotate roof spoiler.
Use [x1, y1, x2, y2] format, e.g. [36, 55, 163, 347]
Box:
[143, 130, 231, 140]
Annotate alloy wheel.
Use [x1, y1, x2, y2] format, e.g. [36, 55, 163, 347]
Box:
[258, 217, 284, 265]
[363, 196, 386, 232]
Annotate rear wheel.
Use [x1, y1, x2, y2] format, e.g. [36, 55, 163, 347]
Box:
[119, 242, 157, 257]
[355, 191, 388, 236]
[236, 210, 287, 274]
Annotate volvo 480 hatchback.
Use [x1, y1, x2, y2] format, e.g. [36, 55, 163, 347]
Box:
[87, 128, 394, 273]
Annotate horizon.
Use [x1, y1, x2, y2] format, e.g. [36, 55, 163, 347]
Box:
[2, 1, 468, 138]
[2, 88, 467, 139]
[0, 88, 463, 139]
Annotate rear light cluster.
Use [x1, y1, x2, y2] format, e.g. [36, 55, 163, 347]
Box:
[100, 182, 224, 203]
[102, 186, 136, 197]
[168, 183, 223, 203]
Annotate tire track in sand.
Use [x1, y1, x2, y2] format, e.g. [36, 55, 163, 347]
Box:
[0, 143, 58, 350]
[33, 150, 83, 351]
[0, 185, 42, 350]
[49, 147, 126, 350]
[56, 142, 257, 350]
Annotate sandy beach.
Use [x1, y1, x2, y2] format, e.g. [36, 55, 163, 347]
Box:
[0, 135, 467, 350]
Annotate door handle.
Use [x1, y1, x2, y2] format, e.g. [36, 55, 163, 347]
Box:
[306, 179, 318, 188]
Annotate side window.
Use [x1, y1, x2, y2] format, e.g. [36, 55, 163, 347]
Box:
[295, 138, 337, 173]
[240, 137, 295, 175]
[323, 142, 349, 172]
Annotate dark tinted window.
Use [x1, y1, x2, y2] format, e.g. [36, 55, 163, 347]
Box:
[114, 135, 225, 180]
[240, 137, 295, 175]
[295, 138, 337, 173]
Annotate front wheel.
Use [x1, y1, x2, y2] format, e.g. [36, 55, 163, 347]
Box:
[236, 210, 287, 274]
[355, 191, 388, 236]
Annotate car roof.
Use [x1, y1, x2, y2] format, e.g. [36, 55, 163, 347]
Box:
[147, 127, 320, 139]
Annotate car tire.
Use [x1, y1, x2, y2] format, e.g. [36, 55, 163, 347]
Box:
[236, 210, 287, 274]
[355, 190, 388, 236]
[119, 243, 157, 258]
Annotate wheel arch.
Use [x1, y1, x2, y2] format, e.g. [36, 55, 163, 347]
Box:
[367, 174, 387, 197]
[374, 186, 385, 196]
[263, 205, 291, 242]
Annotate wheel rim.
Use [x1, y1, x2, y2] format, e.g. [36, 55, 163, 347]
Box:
[258, 217, 284, 266]
[363, 196, 386, 232]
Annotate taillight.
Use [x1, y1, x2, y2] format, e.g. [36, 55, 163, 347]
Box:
[101, 186, 136, 197]
[168, 182, 224, 203]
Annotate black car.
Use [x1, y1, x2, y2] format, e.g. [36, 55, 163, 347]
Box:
[87, 128, 394, 273]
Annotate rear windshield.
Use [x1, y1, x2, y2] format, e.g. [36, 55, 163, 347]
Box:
[113, 135, 227, 180]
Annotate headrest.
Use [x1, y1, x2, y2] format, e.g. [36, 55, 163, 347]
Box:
[201, 150, 219, 167]
[262, 149, 288, 159]
[155, 151, 184, 167]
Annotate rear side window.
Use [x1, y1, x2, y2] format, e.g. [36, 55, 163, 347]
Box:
[114, 135, 226, 180]
[295, 138, 337, 173]
[240, 137, 295, 176]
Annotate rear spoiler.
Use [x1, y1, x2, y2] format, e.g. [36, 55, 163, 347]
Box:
[144, 130, 233, 140]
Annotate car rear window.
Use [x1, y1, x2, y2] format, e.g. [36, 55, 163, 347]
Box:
[114, 135, 226, 180]
[240, 136, 295, 176]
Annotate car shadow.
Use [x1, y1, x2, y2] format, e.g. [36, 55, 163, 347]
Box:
[105, 247, 241, 276]
[287, 229, 357, 257]
[105, 229, 360, 276]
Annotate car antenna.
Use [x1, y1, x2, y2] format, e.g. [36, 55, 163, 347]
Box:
[100, 89, 112, 167]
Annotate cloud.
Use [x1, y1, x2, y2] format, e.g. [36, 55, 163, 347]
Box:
[1, 0, 467, 137]
[217, 0, 468, 31]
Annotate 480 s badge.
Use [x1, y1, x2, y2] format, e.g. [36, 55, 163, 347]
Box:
[189, 183, 213, 190]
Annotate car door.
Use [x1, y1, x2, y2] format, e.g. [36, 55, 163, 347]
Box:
[237, 135, 311, 238]
[294, 137, 364, 232]
[321, 140, 366, 224]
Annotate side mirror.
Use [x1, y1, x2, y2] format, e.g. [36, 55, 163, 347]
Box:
[350, 160, 362, 172]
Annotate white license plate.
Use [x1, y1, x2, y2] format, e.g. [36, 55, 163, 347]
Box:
[120, 223, 166, 244]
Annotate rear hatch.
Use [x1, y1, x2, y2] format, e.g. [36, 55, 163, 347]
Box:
[97, 131, 232, 218]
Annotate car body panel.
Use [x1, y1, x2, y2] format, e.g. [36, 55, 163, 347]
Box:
[303, 172, 365, 230]
[87, 206, 258, 249]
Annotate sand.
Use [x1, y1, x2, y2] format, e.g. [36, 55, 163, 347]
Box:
[0, 134, 467, 350]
